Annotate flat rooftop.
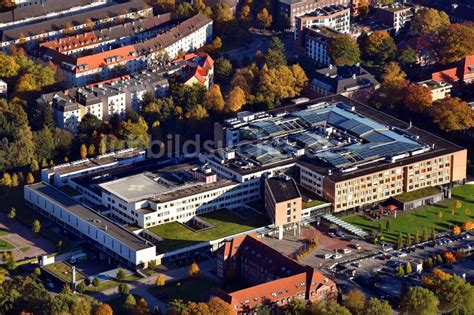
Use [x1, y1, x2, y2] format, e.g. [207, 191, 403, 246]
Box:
[28, 182, 153, 251]
[45, 148, 144, 175]
[212, 95, 464, 181]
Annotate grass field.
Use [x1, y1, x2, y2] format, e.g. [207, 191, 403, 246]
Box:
[85, 274, 141, 293]
[43, 262, 86, 283]
[344, 185, 474, 243]
[0, 239, 14, 250]
[147, 277, 219, 303]
[148, 210, 269, 253]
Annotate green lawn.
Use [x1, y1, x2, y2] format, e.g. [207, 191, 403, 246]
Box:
[0, 229, 9, 236]
[20, 246, 30, 253]
[85, 274, 141, 293]
[107, 294, 142, 315]
[299, 186, 329, 209]
[0, 239, 14, 250]
[147, 277, 219, 303]
[43, 262, 86, 283]
[393, 186, 440, 202]
[344, 185, 474, 243]
[148, 210, 269, 253]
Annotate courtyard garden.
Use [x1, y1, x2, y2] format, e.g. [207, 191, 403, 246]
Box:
[147, 276, 219, 303]
[344, 185, 474, 243]
[148, 210, 269, 252]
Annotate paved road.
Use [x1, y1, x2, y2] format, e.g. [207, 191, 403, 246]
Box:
[91, 259, 219, 312]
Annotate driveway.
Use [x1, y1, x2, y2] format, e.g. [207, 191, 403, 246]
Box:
[0, 213, 55, 261]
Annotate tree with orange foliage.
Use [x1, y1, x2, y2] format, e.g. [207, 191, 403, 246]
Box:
[444, 251, 456, 264]
[207, 297, 233, 315]
[463, 221, 474, 231]
[93, 303, 113, 315]
[422, 268, 453, 290]
[453, 225, 461, 235]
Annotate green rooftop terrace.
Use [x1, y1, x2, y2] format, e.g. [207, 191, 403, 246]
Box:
[148, 210, 270, 253]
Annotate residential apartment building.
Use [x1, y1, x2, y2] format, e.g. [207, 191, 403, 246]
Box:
[215, 234, 337, 313]
[174, 52, 214, 89]
[310, 64, 380, 101]
[295, 4, 350, 38]
[40, 67, 177, 133]
[39, 13, 212, 87]
[375, 4, 414, 33]
[264, 176, 302, 240]
[279, 0, 350, 30]
[0, 0, 152, 48]
[0, 0, 108, 30]
[298, 26, 339, 66]
[417, 79, 452, 101]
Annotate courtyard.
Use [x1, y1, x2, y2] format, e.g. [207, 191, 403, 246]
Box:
[344, 185, 474, 243]
[148, 210, 270, 253]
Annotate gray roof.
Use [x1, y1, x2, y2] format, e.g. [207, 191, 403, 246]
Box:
[29, 182, 153, 251]
[313, 65, 380, 94]
[1, 0, 149, 42]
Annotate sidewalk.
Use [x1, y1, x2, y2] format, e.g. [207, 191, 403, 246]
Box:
[91, 259, 218, 312]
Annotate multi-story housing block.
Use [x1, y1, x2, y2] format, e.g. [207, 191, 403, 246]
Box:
[39, 13, 212, 87]
[278, 0, 350, 30]
[375, 4, 414, 33]
[1, 0, 151, 48]
[416, 79, 452, 101]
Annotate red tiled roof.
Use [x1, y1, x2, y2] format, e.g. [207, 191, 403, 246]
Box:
[228, 273, 308, 309]
[75, 45, 137, 73]
[40, 32, 98, 52]
[432, 67, 459, 83]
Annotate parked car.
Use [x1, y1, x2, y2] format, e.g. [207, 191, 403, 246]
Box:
[328, 232, 337, 238]
[323, 253, 333, 259]
[332, 254, 343, 259]
[336, 231, 346, 237]
[341, 248, 352, 254]
[351, 243, 362, 250]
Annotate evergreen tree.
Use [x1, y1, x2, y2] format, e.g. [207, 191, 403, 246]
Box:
[30, 159, 39, 172]
[31, 219, 41, 233]
[88, 144, 96, 157]
[397, 232, 403, 249]
[7, 208, 16, 220]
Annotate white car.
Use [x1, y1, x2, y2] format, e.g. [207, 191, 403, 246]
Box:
[332, 254, 343, 259]
[340, 248, 352, 254]
[395, 252, 407, 258]
[324, 254, 333, 259]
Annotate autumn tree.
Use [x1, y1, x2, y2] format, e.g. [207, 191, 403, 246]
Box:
[365, 298, 392, 315]
[328, 34, 360, 66]
[203, 84, 225, 112]
[343, 290, 366, 315]
[7, 208, 15, 220]
[437, 24, 474, 64]
[402, 84, 432, 113]
[93, 303, 113, 315]
[431, 97, 474, 131]
[2, 173, 11, 187]
[400, 286, 439, 315]
[360, 30, 397, 65]
[135, 297, 150, 315]
[207, 297, 232, 315]
[226, 86, 246, 112]
[123, 294, 137, 311]
[188, 262, 200, 278]
[85, 18, 94, 31]
[186, 104, 208, 120]
[453, 225, 461, 235]
[31, 219, 41, 233]
[379, 62, 409, 107]
[411, 8, 450, 35]
[26, 173, 35, 184]
[156, 274, 165, 287]
[88, 144, 96, 157]
[80, 144, 87, 159]
[257, 8, 272, 29]
[444, 251, 456, 264]
[398, 47, 418, 68]
[0, 53, 20, 78]
[239, 5, 251, 24]
[463, 221, 474, 231]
